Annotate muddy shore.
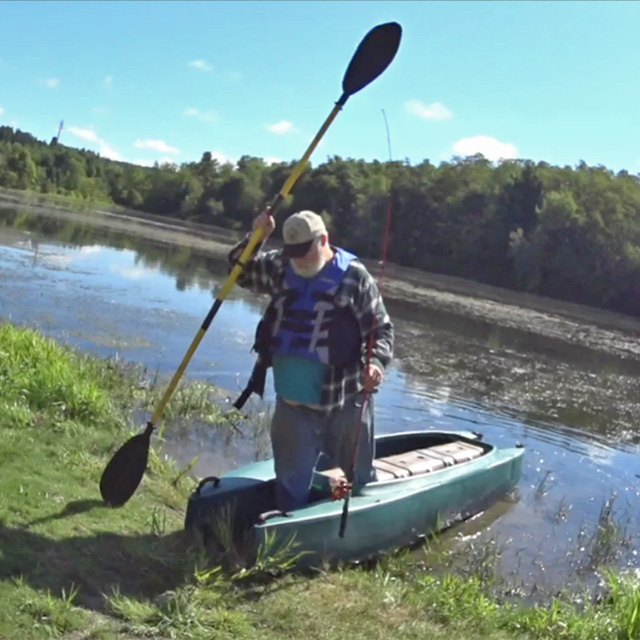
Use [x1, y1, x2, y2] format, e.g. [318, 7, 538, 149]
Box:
[4, 191, 640, 364]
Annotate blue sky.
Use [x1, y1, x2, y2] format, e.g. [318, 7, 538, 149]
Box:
[1, 1, 638, 172]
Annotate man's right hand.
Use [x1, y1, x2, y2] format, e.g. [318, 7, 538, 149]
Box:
[253, 208, 276, 239]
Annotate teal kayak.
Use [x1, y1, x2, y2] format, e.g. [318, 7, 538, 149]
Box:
[184, 430, 524, 565]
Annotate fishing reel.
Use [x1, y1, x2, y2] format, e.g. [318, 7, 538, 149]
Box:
[330, 477, 352, 501]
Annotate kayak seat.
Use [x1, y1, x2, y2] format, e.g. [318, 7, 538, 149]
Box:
[422, 441, 485, 465]
[313, 440, 485, 487]
[374, 452, 444, 479]
[374, 441, 485, 479]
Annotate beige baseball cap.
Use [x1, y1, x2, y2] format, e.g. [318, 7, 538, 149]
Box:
[282, 210, 327, 257]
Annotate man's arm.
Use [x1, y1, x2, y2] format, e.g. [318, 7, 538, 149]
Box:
[227, 235, 282, 295]
[348, 262, 394, 372]
[226, 208, 282, 295]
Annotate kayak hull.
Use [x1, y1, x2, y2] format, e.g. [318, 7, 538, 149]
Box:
[184, 430, 524, 565]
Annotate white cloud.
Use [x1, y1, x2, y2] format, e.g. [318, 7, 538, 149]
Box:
[226, 71, 243, 83]
[264, 156, 282, 165]
[134, 139, 180, 154]
[67, 125, 122, 161]
[132, 159, 154, 167]
[405, 100, 452, 120]
[188, 59, 212, 72]
[103, 76, 113, 88]
[452, 135, 518, 161]
[183, 107, 218, 123]
[133, 157, 182, 168]
[100, 142, 122, 161]
[134, 149, 233, 168]
[39, 77, 59, 89]
[0, 107, 4, 116]
[267, 120, 297, 135]
[80, 246, 102, 255]
[67, 126, 100, 142]
[198, 111, 217, 123]
[209, 150, 235, 165]
[110, 264, 157, 280]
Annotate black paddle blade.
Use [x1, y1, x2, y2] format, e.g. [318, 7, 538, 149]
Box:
[99, 424, 153, 507]
[342, 22, 402, 97]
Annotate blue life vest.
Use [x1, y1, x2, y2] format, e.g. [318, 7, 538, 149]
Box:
[270, 248, 362, 367]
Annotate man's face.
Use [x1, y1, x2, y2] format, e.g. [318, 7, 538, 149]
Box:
[290, 236, 327, 277]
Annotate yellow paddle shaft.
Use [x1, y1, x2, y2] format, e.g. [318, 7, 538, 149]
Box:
[149, 100, 344, 427]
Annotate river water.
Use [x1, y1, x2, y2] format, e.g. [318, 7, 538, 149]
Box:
[1, 204, 640, 594]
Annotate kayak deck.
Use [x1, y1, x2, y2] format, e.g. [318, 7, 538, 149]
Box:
[316, 439, 485, 484]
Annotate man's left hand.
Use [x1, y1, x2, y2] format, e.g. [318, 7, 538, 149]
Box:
[363, 363, 384, 392]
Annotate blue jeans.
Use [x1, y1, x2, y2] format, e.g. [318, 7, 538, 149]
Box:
[270, 393, 377, 512]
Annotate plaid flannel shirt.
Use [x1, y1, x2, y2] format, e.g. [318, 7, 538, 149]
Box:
[228, 235, 394, 412]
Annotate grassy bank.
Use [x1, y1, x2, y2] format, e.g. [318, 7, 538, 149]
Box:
[1, 322, 640, 640]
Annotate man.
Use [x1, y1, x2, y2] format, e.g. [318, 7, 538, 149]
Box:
[228, 209, 394, 512]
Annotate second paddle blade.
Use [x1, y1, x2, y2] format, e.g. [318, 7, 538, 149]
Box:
[99, 423, 153, 507]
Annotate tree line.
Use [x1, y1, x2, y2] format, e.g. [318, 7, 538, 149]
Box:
[2, 125, 640, 318]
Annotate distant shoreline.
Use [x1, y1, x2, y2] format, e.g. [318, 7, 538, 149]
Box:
[3, 188, 640, 364]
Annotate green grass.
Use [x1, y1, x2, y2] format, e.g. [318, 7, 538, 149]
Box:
[1, 320, 640, 639]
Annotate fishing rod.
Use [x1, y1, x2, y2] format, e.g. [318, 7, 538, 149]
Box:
[338, 108, 394, 538]
[99, 22, 402, 508]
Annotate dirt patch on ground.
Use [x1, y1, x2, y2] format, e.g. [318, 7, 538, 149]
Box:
[8, 196, 640, 364]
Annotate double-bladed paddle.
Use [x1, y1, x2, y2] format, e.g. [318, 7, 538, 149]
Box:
[99, 21, 402, 508]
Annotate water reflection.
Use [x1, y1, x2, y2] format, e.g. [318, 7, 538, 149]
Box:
[1, 204, 640, 592]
